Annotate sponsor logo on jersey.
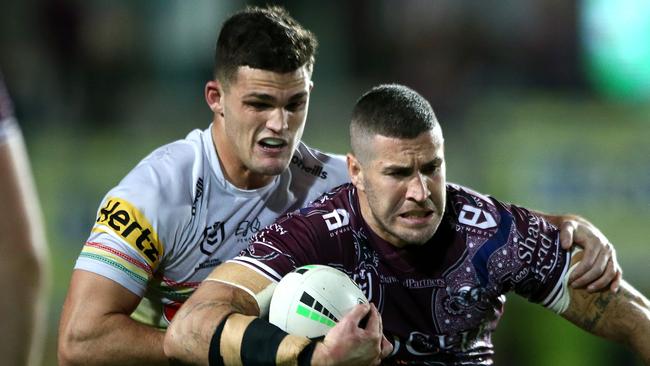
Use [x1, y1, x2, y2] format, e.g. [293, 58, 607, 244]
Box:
[236, 216, 261, 237]
[458, 204, 496, 229]
[94, 197, 163, 266]
[291, 156, 328, 179]
[322, 209, 350, 231]
[515, 214, 559, 281]
[391, 325, 490, 356]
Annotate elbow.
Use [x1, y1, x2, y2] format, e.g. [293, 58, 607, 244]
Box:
[57, 320, 94, 366]
[57, 335, 86, 366]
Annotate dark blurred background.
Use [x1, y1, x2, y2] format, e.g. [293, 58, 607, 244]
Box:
[1, 0, 649, 365]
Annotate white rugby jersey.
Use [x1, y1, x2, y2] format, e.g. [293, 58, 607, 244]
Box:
[74, 125, 349, 327]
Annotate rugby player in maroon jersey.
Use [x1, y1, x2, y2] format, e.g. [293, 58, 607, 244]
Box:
[164, 84, 649, 365]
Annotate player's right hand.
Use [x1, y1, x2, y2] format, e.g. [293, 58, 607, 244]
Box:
[559, 219, 622, 293]
[312, 303, 392, 366]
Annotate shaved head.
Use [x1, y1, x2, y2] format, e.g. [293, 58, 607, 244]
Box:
[350, 84, 439, 164]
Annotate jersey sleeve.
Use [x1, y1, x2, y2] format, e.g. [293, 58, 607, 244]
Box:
[74, 146, 190, 296]
[487, 199, 571, 312]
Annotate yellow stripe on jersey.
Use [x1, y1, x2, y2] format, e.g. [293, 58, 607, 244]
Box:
[92, 197, 164, 268]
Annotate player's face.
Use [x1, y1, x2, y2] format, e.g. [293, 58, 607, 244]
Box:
[351, 128, 446, 248]
[210, 66, 312, 188]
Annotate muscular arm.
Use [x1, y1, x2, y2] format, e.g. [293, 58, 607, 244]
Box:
[0, 124, 49, 366]
[165, 262, 389, 366]
[561, 269, 650, 363]
[164, 262, 272, 364]
[58, 270, 170, 365]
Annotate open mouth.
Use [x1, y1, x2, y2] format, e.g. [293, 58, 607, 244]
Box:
[258, 137, 287, 149]
[399, 210, 434, 219]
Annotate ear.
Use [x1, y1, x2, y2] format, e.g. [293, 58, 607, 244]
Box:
[205, 80, 225, 117]
[347, 153, 365, 191]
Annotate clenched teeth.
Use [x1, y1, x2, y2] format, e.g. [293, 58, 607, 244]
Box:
[260, 138, 285, 146]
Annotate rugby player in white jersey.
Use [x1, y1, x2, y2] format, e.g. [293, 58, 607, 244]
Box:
[58, 6, 621, 366]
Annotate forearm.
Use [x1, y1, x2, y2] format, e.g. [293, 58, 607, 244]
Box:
[58, 312, 169, 366]
[165, 283, 257, 365]
[562, 281, 650, 363]
[165, 300, 233, 365]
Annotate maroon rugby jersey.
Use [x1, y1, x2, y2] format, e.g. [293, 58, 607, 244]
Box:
[231, 183, 570, 365]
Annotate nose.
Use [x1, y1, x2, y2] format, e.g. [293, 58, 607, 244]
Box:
[405, 174, 430, 203]
[266, 108, 289, 133]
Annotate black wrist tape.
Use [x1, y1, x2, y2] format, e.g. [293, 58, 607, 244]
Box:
[240, 318, 288, 365]
[208, 313, 231, 366]
[297, 340, 317, 366]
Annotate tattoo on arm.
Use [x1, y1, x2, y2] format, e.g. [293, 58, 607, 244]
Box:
[567, 291, 615, 331]
[562, 281, 650, 347]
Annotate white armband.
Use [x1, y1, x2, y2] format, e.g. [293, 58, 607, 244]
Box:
[546, 248, 582, 314]
[204, 278, 277, 318]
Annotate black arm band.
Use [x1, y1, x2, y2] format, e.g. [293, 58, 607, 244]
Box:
[208, 313, 232, 366]
[240, 318, 289, 365]
[297, 340, 317, 366]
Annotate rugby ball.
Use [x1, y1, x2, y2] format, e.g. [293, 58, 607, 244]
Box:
[269, 265, 367, 338]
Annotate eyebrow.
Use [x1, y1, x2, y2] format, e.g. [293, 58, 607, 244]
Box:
[243, 91, 308, 102]
[422, 158, 443, 169]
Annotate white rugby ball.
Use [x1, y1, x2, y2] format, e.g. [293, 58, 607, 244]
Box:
[269, 265, 367, 338]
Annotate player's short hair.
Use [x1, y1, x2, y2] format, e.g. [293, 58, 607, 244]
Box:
[215, 5, 318, 86]
[350, 84, 439, 162]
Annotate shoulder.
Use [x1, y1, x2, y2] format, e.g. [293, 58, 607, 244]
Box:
[289, 142, 348, 185]
[445, 183, 499, 223]
[446, 183, 494, 206]
[278, 183, 355, 231]
[246, 184, 355, 270]
[115, 129, 204, 203]
[98, 129, 208, 233]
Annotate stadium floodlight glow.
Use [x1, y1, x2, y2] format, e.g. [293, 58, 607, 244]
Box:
[580, 0, 650, 101]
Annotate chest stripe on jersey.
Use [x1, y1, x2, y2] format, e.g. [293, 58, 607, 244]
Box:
[471, 209, 512, 286]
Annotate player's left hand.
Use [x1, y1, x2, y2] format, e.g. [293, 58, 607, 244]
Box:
[559, 220, 622, 293]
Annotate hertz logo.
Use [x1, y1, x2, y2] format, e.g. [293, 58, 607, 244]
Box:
[93, 197, 163, 266]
